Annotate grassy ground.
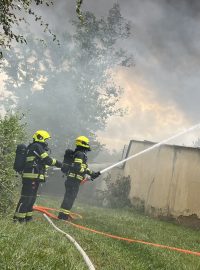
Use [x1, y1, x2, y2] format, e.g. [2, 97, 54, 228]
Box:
[0, 196, 200, 270]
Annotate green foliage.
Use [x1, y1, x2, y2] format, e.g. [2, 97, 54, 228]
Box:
[0, 0, 91, 59]
[0, 113, 26, 213]
[76, 0, 84, 23]
[2, 4, 133, 157]
[0, 0, 58, 59]
[100, 173, 131, 208]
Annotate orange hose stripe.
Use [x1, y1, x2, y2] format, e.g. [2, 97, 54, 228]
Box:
[74, 223, 200, 256]
[33, 206, 200, 257]
[65, 221, 200, 256]
[33, 205, 83, 219]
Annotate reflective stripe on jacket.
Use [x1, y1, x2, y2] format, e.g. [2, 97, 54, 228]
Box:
[22, 142, 57, 181]
[67, 149, 93, 181]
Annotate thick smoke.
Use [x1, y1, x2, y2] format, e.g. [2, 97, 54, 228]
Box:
[96, 0, 200, 148]
[38, 0, 200, 128]
[119, 0, 200, 119]
[2, 0, 200, 150]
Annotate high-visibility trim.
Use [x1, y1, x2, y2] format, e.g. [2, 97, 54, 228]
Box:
[76, 175, 83, 181]
[81, 164, 87, 168]
[52, 158, 56, 165]
[39, 175, 45, 180]
[74, 158, 83, 163]
[87, 168, 92, 174]
[22, 173, 45, 180]
[40, 152, 48, 159]
[60, 208, 71, 215]
[80, 167, 85, 173]
[68, 173, 83, 181]
[26, 212, 33, 217]
[80, 164, 87, 173]
[26, 156, 35, 162]
[15, 212, 26, 218]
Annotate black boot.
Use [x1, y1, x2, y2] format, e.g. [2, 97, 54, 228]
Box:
[13, 216, 26, 223]
[25, 216, 33, 223]
[58, 212, 69, 220]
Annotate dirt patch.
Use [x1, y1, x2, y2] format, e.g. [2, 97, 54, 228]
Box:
[176, 214, 200, 229]
[131, 197, 200, 229]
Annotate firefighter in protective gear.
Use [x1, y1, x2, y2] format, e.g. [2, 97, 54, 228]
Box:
[58, 136, 101, 220]
[13, 130, 62, 223]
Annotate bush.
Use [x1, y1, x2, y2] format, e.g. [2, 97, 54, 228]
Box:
[0, 113, 26, 213]
[98, 174, 131, 208]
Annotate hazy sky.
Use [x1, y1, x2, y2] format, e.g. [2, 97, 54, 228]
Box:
[1, 0, 200, 150]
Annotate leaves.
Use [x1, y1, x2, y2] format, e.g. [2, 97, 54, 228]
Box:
[76, 0, 84, 24]
[0, 1, 88, 59]
[0, 0, 57, 59]
[0, 113, 26, 213]
[98, 174, 131, 208]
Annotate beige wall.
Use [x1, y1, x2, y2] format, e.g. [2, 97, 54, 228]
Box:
[123, 140, 200, 219]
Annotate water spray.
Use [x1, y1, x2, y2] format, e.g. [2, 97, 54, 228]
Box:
[100, 123, 200, 174]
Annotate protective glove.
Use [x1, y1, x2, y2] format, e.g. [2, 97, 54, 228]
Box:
[90, 171, 101, 181]
[55, 160, 63, 168]
[61, 163, 70, 173]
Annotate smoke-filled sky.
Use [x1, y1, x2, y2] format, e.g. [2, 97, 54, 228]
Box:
[1, 0, 200, 150]
[90, 0, 200, 149]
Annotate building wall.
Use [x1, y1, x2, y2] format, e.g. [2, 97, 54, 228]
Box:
[123, 140, 200, 219]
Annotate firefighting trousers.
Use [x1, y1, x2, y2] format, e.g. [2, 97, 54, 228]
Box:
[58, 177, 80, 220]
[14, 178, 40, 222]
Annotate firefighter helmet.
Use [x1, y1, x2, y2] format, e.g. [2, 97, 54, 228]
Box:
[33, 130, 51, 143]
[75, 136, 90, 149]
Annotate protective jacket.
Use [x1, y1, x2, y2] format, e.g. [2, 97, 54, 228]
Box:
[68, 147, 94, 181]
[22, 142, 61, 181]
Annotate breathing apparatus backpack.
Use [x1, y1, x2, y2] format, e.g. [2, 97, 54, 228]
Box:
[61, 149, 74, 174]
[13, 144, 27, 173]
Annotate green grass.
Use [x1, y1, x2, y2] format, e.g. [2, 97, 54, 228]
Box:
[0, 196, 200, 270]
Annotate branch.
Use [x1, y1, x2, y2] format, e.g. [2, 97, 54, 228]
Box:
[76, 0, 84, 24]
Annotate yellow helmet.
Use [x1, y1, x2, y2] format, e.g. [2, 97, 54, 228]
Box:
[33, 130, 51, 143]
[75, 136, 90, 149]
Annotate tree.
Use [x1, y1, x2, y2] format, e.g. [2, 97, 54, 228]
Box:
[0, 0, 85, 59]
[3, 4, 133, 157]
[0, 0, 58, 59]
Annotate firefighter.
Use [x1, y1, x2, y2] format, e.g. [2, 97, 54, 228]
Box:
[13, 130, 62, 223]
[58, 136, 101, 220]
